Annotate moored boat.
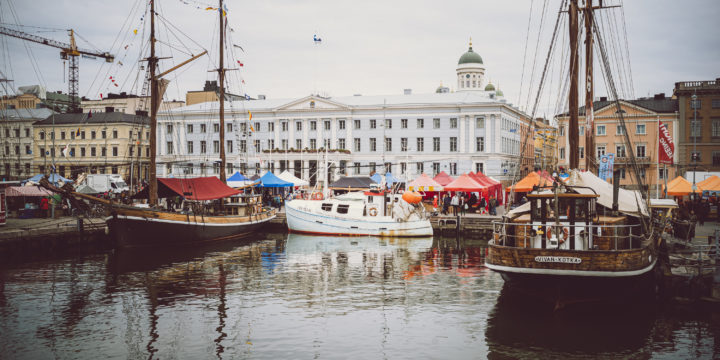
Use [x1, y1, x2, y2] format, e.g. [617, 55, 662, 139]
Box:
[285, 190, 432, 237]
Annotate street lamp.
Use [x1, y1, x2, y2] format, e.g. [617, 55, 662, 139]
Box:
[691, 92, 697, 196]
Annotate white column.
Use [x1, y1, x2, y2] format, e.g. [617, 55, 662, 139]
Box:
[331, 118, 337, 149]
[468, 114, 476, 153]
[459, 115, 467, 153]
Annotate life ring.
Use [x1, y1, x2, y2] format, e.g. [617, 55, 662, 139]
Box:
[546, 226, 570, 243]
[369, 208, 378, 217]
[311, 192, 323, 200]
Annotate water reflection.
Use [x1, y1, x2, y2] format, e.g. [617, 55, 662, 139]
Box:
[0, 234, 718, 359]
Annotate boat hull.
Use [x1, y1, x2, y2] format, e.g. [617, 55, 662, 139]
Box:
[285, 202, 433, 237]
[485, 240, 658, 305]
[107, 207, 276, 248]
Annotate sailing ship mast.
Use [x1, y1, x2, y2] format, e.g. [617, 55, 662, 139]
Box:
[217, 0, 227, 183]
[568, 0, 580, 170]
[584, 0, 596, 174]
[148, 0, 159, 206]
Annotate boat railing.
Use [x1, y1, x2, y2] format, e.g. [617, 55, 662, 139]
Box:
[492, 221, 645, 251]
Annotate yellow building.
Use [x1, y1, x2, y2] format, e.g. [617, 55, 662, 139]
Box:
[556, 95, 679, 192]
[32, 111, 150, 183]
[533, 118, 558, 170]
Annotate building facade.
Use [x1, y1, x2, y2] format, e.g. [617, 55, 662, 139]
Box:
[81, 92, 185, 114]
[156, 42, 533, 186]
[0, 108, 55, 179]
[32, 111, 150, 183]
[533, 118, 558, 169]
[556, 95, 679, 193]
[673, 78, 720, 174]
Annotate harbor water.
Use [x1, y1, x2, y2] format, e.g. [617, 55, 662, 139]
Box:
[1, 233, 718, 359]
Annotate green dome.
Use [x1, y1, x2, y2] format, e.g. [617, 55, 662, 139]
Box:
[495, 89, 504, 97]
[485, 83, 496, 91]
[458, 46, 484, 65]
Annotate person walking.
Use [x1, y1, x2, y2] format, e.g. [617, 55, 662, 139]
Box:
[479, 196, 487, 215]
[459, 195, 466, 216]
[432, 195, 439, 212]
[489, 195, 497, 216]
[451, 193, 459, 216]
[442, 194, 451, 215]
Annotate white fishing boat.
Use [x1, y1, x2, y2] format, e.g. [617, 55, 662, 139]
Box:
[285, 189, 433, 237]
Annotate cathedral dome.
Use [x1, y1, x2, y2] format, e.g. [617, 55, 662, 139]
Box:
[458, 44, 483, 65]
[484, 83, 496, 91]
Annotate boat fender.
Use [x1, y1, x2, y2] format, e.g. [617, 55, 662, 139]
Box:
[369, 208, 378, 217]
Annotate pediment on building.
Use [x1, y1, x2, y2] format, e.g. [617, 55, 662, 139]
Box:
[275, 95, 349, 111]
[595, 100, 656, 117]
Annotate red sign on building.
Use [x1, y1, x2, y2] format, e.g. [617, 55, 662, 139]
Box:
[658, 123, 674, 165]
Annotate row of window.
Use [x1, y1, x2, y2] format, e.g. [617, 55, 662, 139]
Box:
[691, 98, 720, 109]
[3, 145, 31, 156]
[210, 136, 488, 153]
[559, 143, 648, 160]
[38, 129, 146, 141]
[2, 127, 31, 138]
[38, 146, 146, 158]
[560, 123, 649, 137]
[174, 117, 491, 135]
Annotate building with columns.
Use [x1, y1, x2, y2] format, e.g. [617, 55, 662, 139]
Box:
[156, 41, 532, 186]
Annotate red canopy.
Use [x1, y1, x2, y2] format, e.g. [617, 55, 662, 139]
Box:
[473, 171, 504, 205]
[433, 171, 454, 186]
[444, 173, 486, 192]
[159, 177, 240, 201]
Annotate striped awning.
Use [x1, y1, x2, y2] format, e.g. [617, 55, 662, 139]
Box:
[5, 186, 54, 197]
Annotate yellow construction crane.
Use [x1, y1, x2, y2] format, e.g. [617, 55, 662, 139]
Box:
[0, 26, 114, 112]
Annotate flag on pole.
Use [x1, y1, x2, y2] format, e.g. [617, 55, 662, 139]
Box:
[658, 123, 674, 165]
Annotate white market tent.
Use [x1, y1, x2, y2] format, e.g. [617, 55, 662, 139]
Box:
[278, 170, 309, 187]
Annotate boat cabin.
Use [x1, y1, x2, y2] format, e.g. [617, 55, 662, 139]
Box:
[504, 191, 638, 251]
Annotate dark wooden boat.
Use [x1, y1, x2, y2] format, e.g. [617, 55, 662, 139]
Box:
[486, 183, 659, 305]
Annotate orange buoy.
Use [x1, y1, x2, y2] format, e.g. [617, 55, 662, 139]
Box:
[402, 191, 423, 204]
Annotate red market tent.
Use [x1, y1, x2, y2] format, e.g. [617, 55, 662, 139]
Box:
[134, 177, 241, 200]
[444, 173, 487, 192]
[433, 171, 454, 186]
[473, 171, 504, 205]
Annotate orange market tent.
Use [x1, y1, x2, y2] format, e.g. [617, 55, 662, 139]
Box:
[698, 175, 720, 192]
[407, 173, 443, 192]
[444, 173, 486, 192]
[433, 171, 454, 186]
[663, 176, 703, 196]
[506, 171, 554, 193]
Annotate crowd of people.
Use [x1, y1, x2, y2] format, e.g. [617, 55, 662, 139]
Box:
[432, 193, 498, 217]
[672, 196, 718, 241]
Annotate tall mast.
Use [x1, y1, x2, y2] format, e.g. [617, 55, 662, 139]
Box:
[218, 0, 227, 182]
[568, 0, 580, 170]
[584, 0, 596, 173]
[148, 0, 158, 206]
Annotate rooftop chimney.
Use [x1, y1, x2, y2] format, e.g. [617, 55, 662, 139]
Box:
[105, 106, 115, 113]
[653, 93, 666, 100]
[600, 96, 608, 102]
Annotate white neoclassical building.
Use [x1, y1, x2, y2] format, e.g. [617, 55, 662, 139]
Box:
[156, 41, 531, 186]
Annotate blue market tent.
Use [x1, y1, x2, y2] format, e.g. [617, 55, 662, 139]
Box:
[384, 172, 402, 185]
[228, 172, 248, 181]
[259, 172, 293, 188]
[24, 173, 73, 186]
[370, 173, 383, 184]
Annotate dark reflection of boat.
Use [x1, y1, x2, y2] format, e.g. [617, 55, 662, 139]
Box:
[107, 233, 285, 274]
[485, 284, 655, 358]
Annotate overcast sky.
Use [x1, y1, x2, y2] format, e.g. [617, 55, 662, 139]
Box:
[2, 0, 719, 116]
